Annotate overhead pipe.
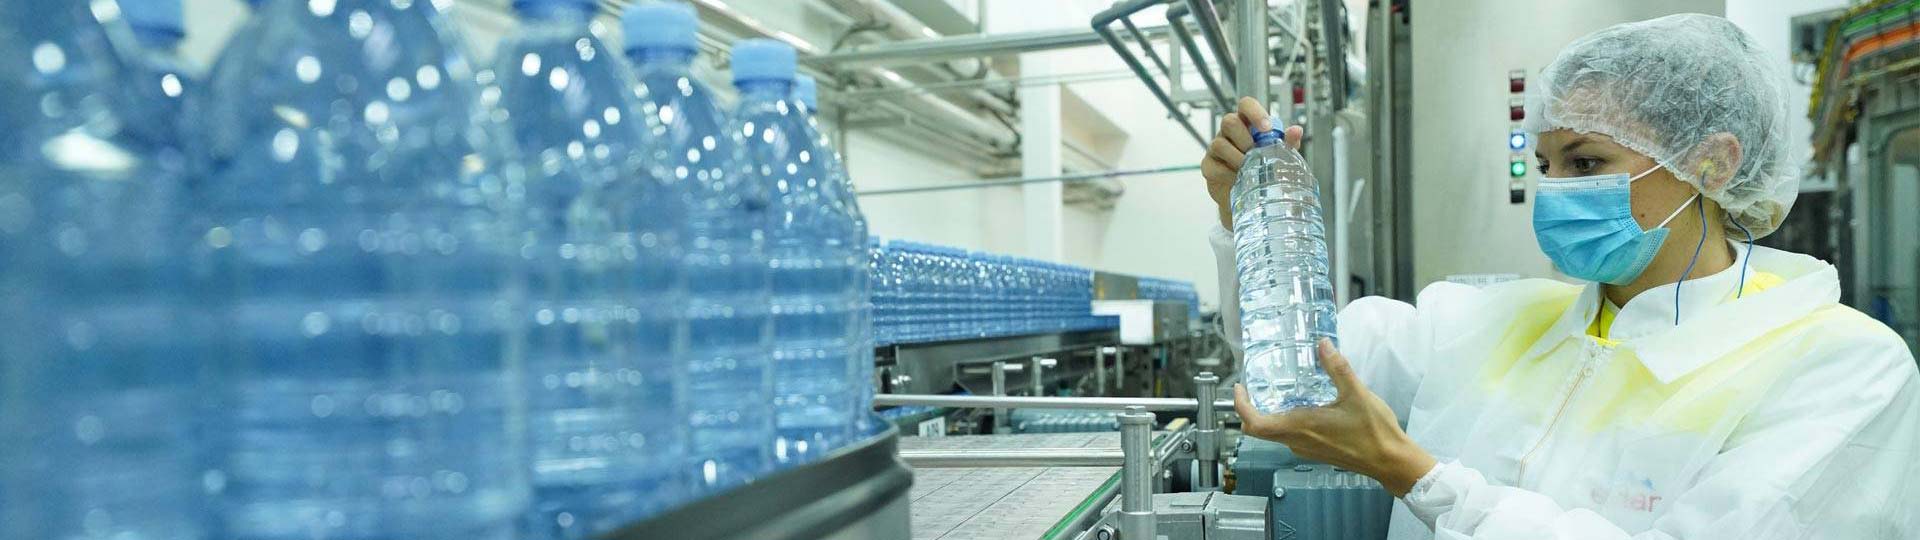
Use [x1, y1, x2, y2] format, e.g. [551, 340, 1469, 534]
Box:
[1183, 0, 1237, 89]
[1093, 0, 1207, 146]
[682, 0, 1018, 152]
[1166, 3, 1233, 111]
[831, 0, 1015, 118]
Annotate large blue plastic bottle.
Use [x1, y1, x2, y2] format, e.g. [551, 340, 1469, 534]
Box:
[488, 0, 685, 534]
[0, 2, 203, 538]
[732, 39, 861, 464]
[194, 0, 530, 537]
[117, 0, 195, 147]
[794, 73, 875, 433]
[623, 1, 774, 495]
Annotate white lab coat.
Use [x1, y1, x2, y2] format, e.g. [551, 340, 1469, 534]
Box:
[1209, 225, 1920, 539]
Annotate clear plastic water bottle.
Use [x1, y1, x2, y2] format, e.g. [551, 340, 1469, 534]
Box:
[0, 2, 203, 538]
[117, 0, 196, 148]
[194, 0, 529, 537]
[794, 73, 874, 433]
[624, 1, 773, 496]
[489, 0, 685, 532]
[1232, 128, 1337, 413]
[733, 39, 860, 464]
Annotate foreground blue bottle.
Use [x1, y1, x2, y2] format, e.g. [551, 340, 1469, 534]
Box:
[795, 73, 875, 431]
[489, 0, 685, 534]
[195, 0, 529, 537]
[117, 0, 196, 146]
[0, 2, 202, 538]
[733, 40, 861, 464]
[624, 2, 774, 494]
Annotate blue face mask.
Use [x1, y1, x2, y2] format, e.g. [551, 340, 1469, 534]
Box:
[1532, 166, 1699, 285]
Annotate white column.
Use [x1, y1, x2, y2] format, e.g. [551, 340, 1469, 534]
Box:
[1020, 54, 1063, 261]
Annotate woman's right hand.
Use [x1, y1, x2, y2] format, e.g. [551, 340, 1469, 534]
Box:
[1201, 97, 1302, 230]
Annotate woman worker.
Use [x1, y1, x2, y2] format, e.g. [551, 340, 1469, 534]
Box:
[1201, 14, 1920, 539]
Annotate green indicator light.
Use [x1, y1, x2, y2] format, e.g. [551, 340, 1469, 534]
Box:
[1510, 160, 1527, 177]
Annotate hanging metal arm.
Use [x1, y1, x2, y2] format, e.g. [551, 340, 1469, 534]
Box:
[1184, 0, 1238, 88]
[1166, 3, 1234, 111]
[1092, 0, 1207, 146]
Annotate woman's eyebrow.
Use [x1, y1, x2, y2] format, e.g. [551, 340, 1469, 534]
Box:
[1560, 137, 1591, 154]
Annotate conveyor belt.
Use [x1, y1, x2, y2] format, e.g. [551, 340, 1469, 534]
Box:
[902, 433, 1124, 540]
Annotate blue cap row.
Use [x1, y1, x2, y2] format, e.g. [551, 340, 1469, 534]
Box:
[623, 1, 699, 53]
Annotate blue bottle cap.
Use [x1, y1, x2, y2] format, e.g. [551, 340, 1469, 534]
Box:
[731, 38, 796, 84]
[622, 2, 698, 54]
[1253, 128, 1284, 147]
[794, 74, 818, 110]
[121, 0, 185, 45]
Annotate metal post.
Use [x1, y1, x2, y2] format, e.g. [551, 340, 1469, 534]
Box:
[1119, 406, 1157, 540]
[1095, 348, 1109, 395]
[1030, 357, 1056, 396]
[1113, 347, 1127, 390]
[992, 361, 1009, 432]
[1231, 0, 1269, 105]
[1193, 372, 1221, 491]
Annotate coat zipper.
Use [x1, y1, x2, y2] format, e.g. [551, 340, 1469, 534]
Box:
[1515, 339, 1605, 483]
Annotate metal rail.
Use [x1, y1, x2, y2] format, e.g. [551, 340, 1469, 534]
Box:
[898, 449, 1125, 468]
[809, 25, 1171, 68]
[853, 164, 1200, 197]
[873, 393, 1235, 412]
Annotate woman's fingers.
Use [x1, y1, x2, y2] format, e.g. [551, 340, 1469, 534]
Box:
[1284, 125, 1304, 151]
[1218, 113, 1254, 152]
[1236, 96, 1271, 133]
[1316, 339, 1363, 400]
[1208, 136, 1246, 170]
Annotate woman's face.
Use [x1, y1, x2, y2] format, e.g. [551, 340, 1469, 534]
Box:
[1534, 129, 1703, 233]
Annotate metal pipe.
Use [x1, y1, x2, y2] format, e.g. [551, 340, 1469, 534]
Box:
[1184, 0, 1237, 89]
[686, 0, 1017, 151]
[830, 0, 1012, 117]
[811, 25, 1171, 67]
[1119, 406, 1156, 540]
[1092, 2, 1207, 146]
[1030, 357, 1055, 396]
[854, 164, 1199, 197]
[1120, 17, 1176, 83]
[1193, 372, 1221, 491]
[1166, 3, 1234, 111]
[1115, 347, 1127, 389]
[991, 361, 1009, 432]
[1231, 0, 1269, 105]
[873, 393, 1234, 412]
[899, 449, 1124, 468]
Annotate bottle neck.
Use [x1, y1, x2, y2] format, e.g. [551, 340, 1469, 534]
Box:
[130, 26, 183, 51]
[626, 47, 696, 69]
[736, 79, 795, 102]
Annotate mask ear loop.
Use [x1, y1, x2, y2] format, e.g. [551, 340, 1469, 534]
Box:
[1731, 218, 1755, 299]
[1673, 198, 1708, 326]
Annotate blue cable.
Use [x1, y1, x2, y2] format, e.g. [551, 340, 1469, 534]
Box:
[1732, 219, 1755, 299]
[1673, 200, 1708, 326]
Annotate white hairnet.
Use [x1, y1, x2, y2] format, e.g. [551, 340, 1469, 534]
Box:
[1524, 13, 1797, 238]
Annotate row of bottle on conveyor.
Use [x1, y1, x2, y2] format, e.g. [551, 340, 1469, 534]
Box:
[869, 243, 1204, 345]
[4, 0, 867, 538]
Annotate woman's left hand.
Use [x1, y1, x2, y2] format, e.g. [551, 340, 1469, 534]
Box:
[1233, 339, 1439, 497]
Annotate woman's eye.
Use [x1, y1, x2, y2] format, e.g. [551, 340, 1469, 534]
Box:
[1536, 161, 1551, 175]
[1572, 157, 1601, 173]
